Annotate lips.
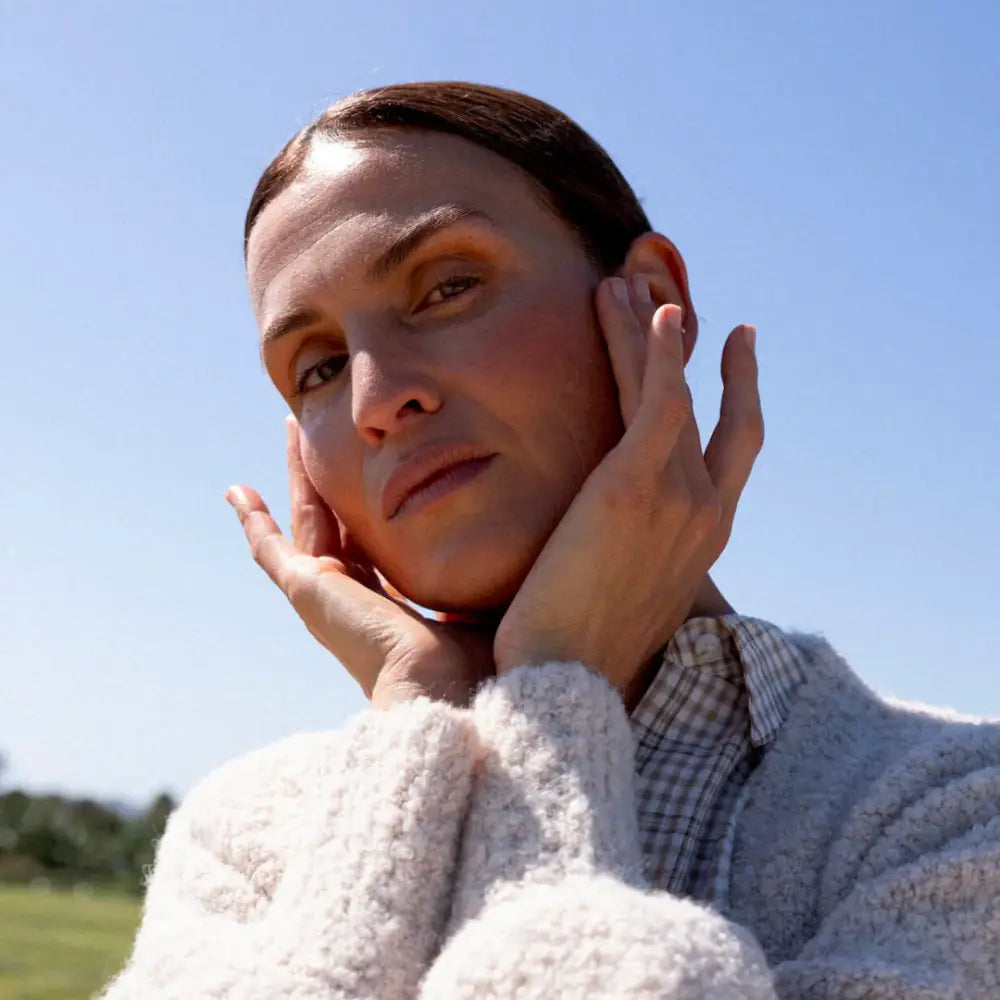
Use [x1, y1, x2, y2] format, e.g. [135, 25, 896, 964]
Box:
[382, 443, 497, 521]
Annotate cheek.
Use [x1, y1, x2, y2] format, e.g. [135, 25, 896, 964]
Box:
[297, 405, 367, 528]
[478, 284, 622, 469]
[287, 277, 622, 610]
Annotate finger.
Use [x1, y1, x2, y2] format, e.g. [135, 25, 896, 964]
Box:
[284, 421, 388, 596]
[647, 306, 719, 556]
[675, 386, 717, 495]
[628, 273, 658, 333]
[595, 277, 645, 425]
[227, 484, 302, 592]
[704, 325, 764, 509]
[627, 282, 717, 531]
[286, 416, 340, 558]
[227, 484, 395, 691]
[341, 529, 388, 595]
[625, 303, 690, 472]
[666, 306, 717, 523]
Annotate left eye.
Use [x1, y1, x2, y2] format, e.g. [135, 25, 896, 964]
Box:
[421, 275, 480, 308]
[295, 354, 348, 394]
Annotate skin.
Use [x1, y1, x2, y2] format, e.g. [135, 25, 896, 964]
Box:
[249, 131, 686, 612]
[238, 128, 761, 709]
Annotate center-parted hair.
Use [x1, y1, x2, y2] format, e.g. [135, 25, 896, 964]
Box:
[244, 81, 652, 274]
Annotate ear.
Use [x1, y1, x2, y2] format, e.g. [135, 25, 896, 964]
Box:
[619, 232, 698, 363]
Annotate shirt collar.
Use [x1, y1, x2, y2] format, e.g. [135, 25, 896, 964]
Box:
[630, 614, 808, 747]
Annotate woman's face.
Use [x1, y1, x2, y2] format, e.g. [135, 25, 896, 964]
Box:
[247, 130, 624, 612]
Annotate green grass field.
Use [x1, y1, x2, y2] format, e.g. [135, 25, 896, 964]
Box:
[0, 885, 140, 1000]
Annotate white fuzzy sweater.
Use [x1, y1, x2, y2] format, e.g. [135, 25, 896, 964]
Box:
[99, 634, 1000, 998]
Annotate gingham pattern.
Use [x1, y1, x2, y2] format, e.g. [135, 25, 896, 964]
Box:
[630, 614, 807, 906]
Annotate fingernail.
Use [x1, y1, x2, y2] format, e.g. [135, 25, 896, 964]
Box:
[226, 485, 247, 508]
[632, 275, 652, 303]
[662, 304, 683, 330]
[611, 277, 630, 304]
[744, 325, 757, 353]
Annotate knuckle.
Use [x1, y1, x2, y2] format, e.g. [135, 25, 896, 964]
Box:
[721, 410, 765, 455]
[284, 574, 310, 607]
[661, 486, 693, 521]
[248, 532, 270, 568]
[716, 518, 734, 550]
[744, 412, 765, 452]
[283, 556, 317, 603]
[690, 497, 723, 535]
[601, 468, 659, 518]
[655, 388, 691, 429]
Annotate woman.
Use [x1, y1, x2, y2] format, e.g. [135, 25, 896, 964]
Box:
[101, 84, 1000, 999]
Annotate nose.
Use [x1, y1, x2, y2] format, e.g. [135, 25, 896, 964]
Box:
[350, 345, 443, 445]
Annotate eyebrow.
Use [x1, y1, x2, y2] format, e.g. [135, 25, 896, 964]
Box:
[259, 203, 491, 351]
[259, 305, 324, 352]
[366, 203, 488, 282]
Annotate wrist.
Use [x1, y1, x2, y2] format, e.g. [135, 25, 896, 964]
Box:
[371, 662, 483, 711]
[371, 677, 431, 710]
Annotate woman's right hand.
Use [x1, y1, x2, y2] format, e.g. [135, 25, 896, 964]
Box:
[225, 417, 496, 710]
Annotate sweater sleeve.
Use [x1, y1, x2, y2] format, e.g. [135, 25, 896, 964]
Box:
[421, 662, 1000, 999]
[98, 698, 476, 1000]
[421, 663, 774, 999]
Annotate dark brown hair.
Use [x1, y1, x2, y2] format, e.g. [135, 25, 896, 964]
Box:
[244, 82, 651, 273]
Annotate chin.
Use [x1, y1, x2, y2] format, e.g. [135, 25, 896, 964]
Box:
[382, 519, 546, 615]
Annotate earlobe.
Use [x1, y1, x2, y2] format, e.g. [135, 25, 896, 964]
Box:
[620, 231, 699, 360]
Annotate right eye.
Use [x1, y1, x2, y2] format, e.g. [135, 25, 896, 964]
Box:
[295, 354, 348, 395]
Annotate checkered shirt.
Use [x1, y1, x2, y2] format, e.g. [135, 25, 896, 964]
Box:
[629, 614, 807, 907]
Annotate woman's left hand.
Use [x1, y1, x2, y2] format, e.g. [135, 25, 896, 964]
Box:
[493, 275, 763, 698]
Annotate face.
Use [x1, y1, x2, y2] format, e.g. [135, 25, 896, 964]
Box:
[247, 130, 624, 612]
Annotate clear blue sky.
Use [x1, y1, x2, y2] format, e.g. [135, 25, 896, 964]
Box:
[2, 1, 998, 805]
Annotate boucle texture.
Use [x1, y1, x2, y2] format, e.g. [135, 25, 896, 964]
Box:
[100, 634, 1000, 998]
[422, 875, 773, 999]
[444, 662, 646, 933]
[100, 698, 477, 998]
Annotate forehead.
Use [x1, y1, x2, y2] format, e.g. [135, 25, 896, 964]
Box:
[246, 131, 556, 318]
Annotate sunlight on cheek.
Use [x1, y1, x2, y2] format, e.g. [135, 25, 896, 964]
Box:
[297, 409, 350, 500]
[296, 384, 341, 432]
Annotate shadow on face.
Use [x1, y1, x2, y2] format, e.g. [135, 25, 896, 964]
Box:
[247, 130, 625, 613]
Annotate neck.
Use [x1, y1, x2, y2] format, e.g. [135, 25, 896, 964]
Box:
[685, 574, 734, 619]
[435, 575, 735, 712]
[622, 574, 734, 712]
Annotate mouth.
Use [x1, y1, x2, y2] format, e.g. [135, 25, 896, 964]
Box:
[390, 455, 496, 520]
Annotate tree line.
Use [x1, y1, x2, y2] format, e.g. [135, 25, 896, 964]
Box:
[0, 752, 176, 896]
